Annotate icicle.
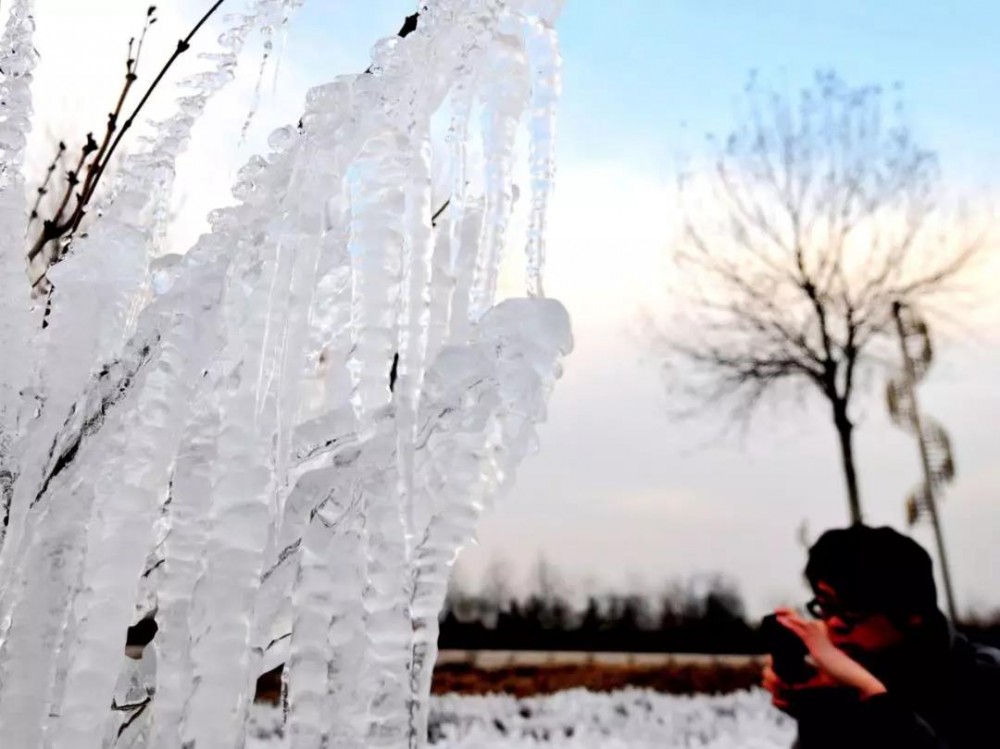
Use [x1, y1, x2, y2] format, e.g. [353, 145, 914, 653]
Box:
[346, 130, 408, 440]
[272, 0, 307, 92]
[468, 30, 531, 319]
[395, 128, 435, 550]
[47, 248, 228, 749]
[239, 0, 304, 143]
[146, 405, 218, 749]
[146, 6, 275, 252]
[285, 468, 367, 749]
[0, 0, 38, 553]
[0, 483, 93, 748]
[241, 38, 272, 143]
[428, 78, 475, 353]
[405, 298, 573, 739]
[405, 344, 497, 741]
[359, 447, 412, 749]
[424, 220, 454, 367]
[179, 220, 285, 749]
[0, 0, 36, 193]
[522, 15, 562, 297]
[446, 198, 486, 344]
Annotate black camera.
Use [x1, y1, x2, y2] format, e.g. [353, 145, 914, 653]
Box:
[761, 613, 814, 683]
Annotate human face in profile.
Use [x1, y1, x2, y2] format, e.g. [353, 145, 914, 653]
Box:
[808, 581, 913, 657]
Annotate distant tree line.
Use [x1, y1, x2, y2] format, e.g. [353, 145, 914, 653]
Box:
[439, 559, 1000, 654]
[439, 562, 760, 654]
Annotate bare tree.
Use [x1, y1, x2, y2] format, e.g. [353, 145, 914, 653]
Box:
[651, 72, 988, 524]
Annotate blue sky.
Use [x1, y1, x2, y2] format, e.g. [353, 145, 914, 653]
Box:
[552, 1, 1000, 184]
[282, 1, 1000, 182]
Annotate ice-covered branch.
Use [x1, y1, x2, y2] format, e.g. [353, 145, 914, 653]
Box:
[0, 3, 571, 747]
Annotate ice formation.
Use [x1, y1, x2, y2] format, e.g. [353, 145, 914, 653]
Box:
[0, 1, 571, 747]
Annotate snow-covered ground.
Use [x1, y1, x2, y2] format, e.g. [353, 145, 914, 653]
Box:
[248, 689, 794, 748]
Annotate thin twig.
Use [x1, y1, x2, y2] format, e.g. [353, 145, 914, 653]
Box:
[28, 1, 229, 288]
[27, 141, 65, 232]
[431, 199, 450, 227]
[51, 133, 97, 229]
[79, 0, 226, 213]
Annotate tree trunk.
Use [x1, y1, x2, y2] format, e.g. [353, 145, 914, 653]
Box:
[833, 402, 863, 524]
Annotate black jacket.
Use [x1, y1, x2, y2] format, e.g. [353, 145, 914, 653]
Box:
[793, 619, 1000, 749]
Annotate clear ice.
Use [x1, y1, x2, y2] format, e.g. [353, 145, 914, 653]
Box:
[0, 1, 571, 748]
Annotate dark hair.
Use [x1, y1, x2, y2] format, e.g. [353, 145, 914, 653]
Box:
[805, 525, 939, 621]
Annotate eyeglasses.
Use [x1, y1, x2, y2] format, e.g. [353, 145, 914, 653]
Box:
[806, 597, 869, 629]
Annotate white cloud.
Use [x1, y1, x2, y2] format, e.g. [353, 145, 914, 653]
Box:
[496, 162, 677, 322]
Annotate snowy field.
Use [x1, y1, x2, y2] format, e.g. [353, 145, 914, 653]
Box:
[248, 689, 794, 748]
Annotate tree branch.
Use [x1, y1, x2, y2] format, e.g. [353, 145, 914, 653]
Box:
[28, 2, 228, 289]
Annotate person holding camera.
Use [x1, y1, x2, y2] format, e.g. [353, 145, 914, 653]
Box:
[763, 525, 1000, 749]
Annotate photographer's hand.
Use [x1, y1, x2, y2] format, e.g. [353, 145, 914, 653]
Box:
[762, 655, 841, 715]
[775, 609, 887, 700]
[762, 656, 793, 712]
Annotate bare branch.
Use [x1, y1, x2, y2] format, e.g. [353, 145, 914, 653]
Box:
[28, 2, 228, 290]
